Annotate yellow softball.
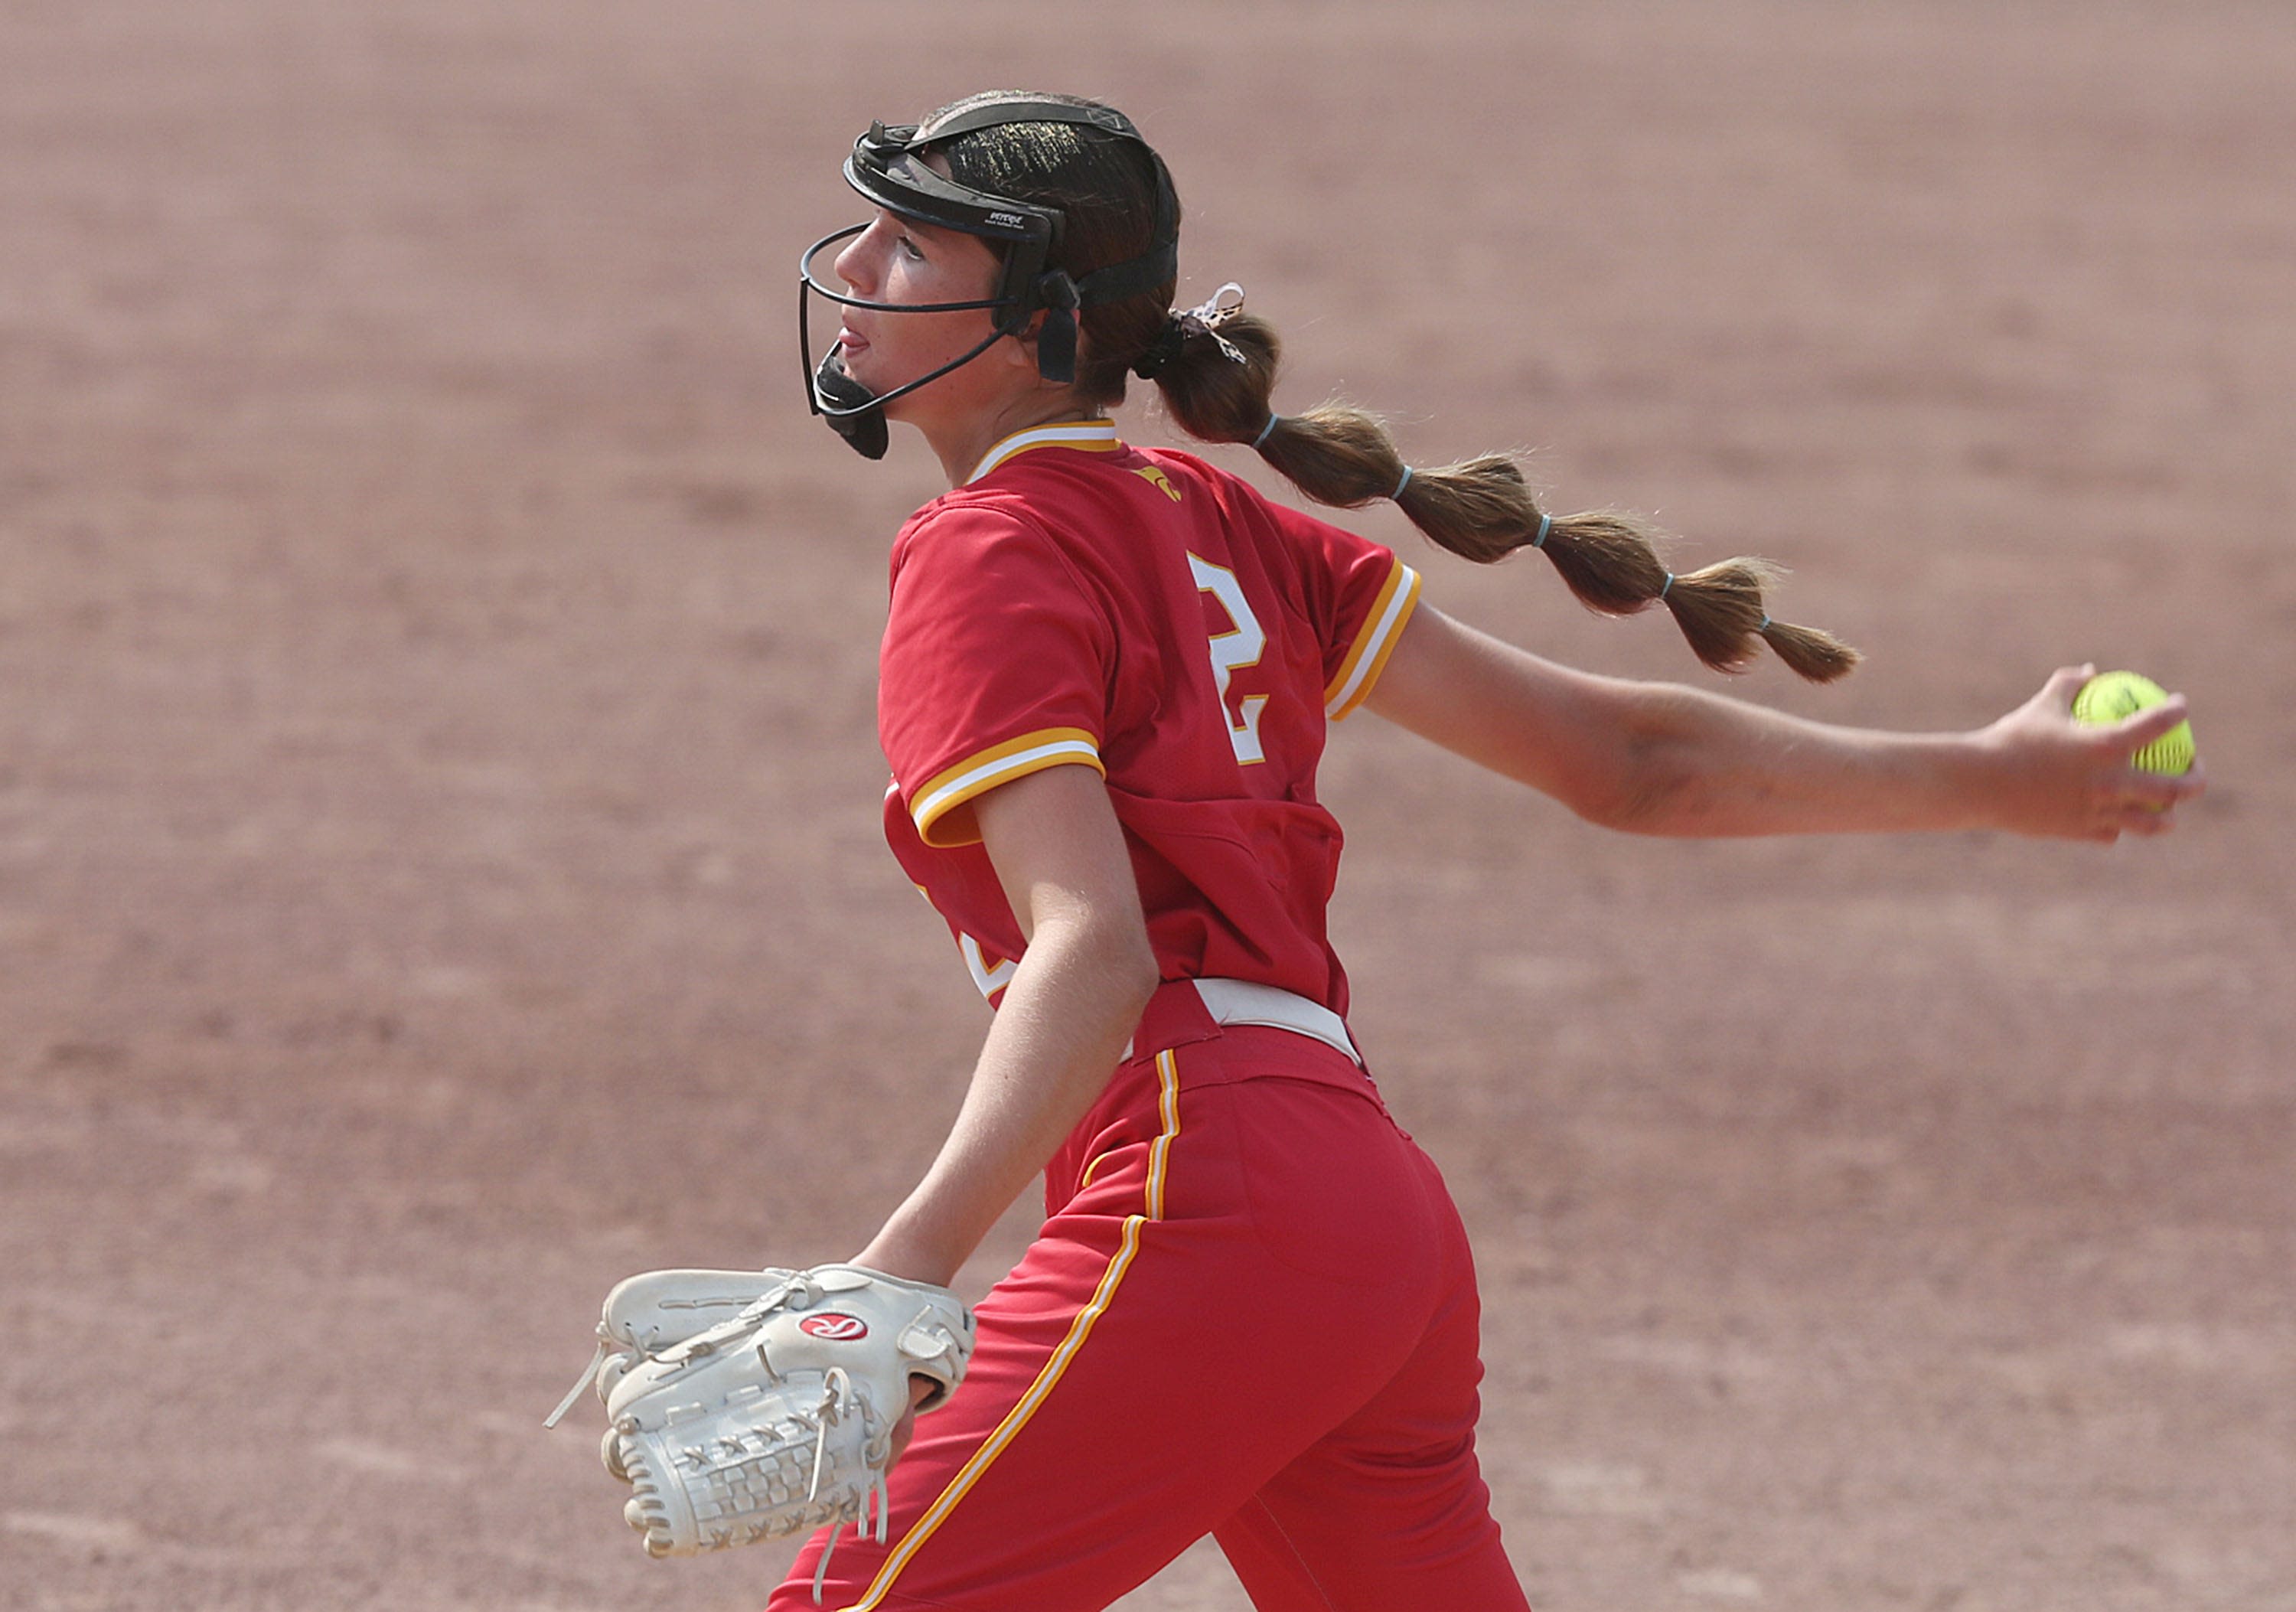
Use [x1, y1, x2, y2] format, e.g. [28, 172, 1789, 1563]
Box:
[2071, 670, 2196, 775]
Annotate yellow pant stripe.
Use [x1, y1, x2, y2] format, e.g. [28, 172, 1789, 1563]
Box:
[840, 1048, 1183, 1610]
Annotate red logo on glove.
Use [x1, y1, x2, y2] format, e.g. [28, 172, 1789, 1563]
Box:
[799, 1313, 869, 1342]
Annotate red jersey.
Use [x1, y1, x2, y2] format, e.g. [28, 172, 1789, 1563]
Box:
[878, 419, 1420, 1016]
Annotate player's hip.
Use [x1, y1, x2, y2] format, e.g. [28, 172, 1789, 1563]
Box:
[1048, 994, 1464, 1303]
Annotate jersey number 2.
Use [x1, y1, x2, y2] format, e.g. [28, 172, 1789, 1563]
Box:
[1188, 553, 1268, 765]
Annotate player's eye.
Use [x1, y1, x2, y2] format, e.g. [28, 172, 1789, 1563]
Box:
[897, 235, 925, 262]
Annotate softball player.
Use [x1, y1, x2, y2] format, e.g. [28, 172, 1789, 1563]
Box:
[772, 93, 2201, 1612]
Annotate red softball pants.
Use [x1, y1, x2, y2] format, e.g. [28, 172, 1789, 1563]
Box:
[769, 984, 1531, 1612]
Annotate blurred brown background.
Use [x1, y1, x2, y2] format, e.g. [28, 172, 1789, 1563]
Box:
[2, 2, 2290, 1607]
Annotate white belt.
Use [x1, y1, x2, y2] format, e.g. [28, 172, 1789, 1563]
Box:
[1127, 977, 1362, 1066]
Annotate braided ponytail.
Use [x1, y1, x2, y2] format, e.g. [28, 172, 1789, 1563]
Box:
[921, 93, 1857, 683]
[1148, 309, 1858, 683]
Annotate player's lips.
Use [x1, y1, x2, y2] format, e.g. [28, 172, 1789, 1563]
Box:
[837, 324, 869, 354]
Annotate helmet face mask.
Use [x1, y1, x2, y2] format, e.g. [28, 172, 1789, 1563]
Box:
[798, 99, 1178, 458]
[797, 220, 1025, 461]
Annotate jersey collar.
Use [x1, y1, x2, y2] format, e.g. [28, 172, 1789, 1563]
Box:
[965, 418, 1122, 485]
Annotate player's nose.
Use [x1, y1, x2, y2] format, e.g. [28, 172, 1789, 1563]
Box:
[833, 219, 889, 298]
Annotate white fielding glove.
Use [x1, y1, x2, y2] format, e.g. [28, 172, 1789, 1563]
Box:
[547, 1264, 974, 1582]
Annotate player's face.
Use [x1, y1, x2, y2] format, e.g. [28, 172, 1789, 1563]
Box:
[830, 209, 1016, 423]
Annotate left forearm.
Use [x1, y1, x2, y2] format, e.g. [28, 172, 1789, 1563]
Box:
[855, 916, 1153, 1287]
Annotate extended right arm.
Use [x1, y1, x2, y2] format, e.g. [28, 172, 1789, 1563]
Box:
[1363, 605, 2201, 844]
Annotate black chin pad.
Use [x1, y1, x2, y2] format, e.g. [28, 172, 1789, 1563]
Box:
[814, 353, 889, 461]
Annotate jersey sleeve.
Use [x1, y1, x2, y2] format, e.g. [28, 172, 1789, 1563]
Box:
[879, 501, 1114, 849]
[1267, 502, 1422, 720]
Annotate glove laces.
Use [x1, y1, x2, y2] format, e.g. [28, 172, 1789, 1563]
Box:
[805, 1365, 892, 1604]
[543, 1341, 607, 1430]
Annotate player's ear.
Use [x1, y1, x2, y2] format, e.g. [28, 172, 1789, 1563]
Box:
[1003, 313, 1081, 392]
[1000, 314, 1042, 367]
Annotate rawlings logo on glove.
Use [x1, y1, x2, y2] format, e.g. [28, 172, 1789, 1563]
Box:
[546, 1264, 974, 1592]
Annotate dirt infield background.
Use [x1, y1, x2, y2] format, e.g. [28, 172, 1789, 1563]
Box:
[4, 2, 2291, 1608]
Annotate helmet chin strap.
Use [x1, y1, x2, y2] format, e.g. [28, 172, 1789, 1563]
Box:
[805, 284, 1075, 462]
[807, 317, 1041, 462]
[1032, 272, 1080, 387]
[811, 335, 1074, 463]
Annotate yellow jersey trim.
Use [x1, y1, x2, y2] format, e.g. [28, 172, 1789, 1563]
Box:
[911, 727, 1106, 848]
[840, 1047, 1184, 1611]
[1322, 560, 1422, 720]
[966, 419, 1123, 485]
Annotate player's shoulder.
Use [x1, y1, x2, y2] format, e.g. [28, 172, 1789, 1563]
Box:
[890, 480, 1060, 574]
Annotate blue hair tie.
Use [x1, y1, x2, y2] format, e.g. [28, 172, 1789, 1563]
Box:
[1658, 572, 1675, 598]
[1531, 513, 1551, 549]
[1391, 465, 1413, 501]
[1251, 413, 1280, 449]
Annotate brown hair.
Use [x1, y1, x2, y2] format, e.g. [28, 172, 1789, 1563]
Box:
[925, 93, 1859, 683]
